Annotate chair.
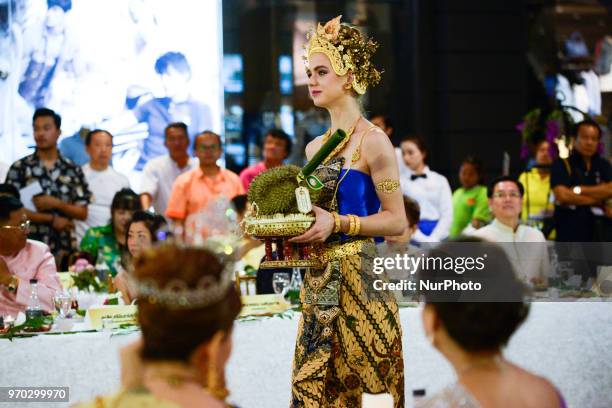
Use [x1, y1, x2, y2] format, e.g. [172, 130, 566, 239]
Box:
[235, 271, 258, 295]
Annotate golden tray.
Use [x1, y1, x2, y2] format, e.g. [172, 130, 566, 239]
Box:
[244, 213, 315, 238]
[259, 259, 323, 269]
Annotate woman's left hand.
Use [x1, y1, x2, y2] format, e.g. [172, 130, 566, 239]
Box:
[289, 206, 335, 243]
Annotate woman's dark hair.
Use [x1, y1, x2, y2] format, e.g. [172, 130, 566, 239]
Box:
[418, 237, 530, 352]
[401, 134, 428, 159]
[126, 210, 168, 244]
[110, 189, 142, 231]
[136, 244, 241, 361]
[403, 195, 420, 227]
[461, 156, 484, 185]
[487, 176, 524, 198]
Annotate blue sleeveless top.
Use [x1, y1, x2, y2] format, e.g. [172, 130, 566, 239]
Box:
[336, 169, 382, 242]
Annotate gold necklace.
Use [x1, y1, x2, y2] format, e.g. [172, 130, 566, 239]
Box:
[321, 117, 361, 165]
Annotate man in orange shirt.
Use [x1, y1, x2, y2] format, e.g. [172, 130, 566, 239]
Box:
[166, 131, 244, 231]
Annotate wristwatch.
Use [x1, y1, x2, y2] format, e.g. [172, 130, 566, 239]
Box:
[572, 186, 582, 195]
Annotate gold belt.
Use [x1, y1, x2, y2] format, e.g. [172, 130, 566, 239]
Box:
[314, 238, 373, 265]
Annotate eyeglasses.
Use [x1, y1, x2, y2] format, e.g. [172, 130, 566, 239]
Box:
[196, 144, 220, 152]
[0, 219, 30, 233]
[492, 191, 521, 199]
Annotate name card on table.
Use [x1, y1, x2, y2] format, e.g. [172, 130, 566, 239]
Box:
[88, 305, 138, 330]
[239, 294, 289, 317]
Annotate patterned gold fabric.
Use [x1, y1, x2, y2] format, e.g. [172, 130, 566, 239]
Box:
[291, 160, 405, 407]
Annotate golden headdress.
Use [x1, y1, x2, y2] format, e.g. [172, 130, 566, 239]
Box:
[304, 15, 381, 95]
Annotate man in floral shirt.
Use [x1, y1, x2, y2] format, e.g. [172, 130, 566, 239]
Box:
[6, 108, 91, 268]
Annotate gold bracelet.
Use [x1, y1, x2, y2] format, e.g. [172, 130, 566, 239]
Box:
[332, 212, 341, 233]
[353, 216, 361, 236]
[347, 214, 356, 235]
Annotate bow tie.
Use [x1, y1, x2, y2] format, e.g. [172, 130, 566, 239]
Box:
[411, 174, 427, 181]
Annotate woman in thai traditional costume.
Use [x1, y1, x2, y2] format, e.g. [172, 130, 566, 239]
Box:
[288, 16, 407, 408]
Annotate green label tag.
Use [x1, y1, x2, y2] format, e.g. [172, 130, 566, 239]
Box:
[306, 175, 324, 190]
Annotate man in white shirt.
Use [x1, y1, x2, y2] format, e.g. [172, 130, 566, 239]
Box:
[75, 130, 130, 242]
[139, 122, 198, 215]
[471, 176, 550, 287]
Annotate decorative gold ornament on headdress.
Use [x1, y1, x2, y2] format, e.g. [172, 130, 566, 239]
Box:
[304, 15, 381, 95]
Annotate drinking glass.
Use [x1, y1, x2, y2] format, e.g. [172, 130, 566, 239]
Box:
[54, 291, 71, 319]
[272, 273, 291, 297]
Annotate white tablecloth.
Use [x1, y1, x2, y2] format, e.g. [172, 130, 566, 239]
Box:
[1, 303, 611, 408]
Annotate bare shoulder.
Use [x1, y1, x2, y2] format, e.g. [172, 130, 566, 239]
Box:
[362, 123, 393, 152]
[305, 135, 324, 161]
[512, 365, 562, 407]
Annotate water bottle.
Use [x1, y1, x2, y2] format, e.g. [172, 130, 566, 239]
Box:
[287, 268, 303, 305]
[26, 279, 44, 320]
[95, 248, 110, 282]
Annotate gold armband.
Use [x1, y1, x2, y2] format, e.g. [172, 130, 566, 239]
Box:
[347, 214, 356, 235]
[332, 212, 341, 234]
[346, 214, 361, 236]
[353, 216, 361, 236]
[375, 179, 400, 194]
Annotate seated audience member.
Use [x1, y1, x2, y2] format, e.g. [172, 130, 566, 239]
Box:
[75, 245, 241, 408]
[166, 131, 243, 231]
[378, 196, 421, 291]
[114, 211, 167, 304]
[231, 195, 263, 267]
[417, 238, 566, 408]
[450, 156, 490, 237]
[0, 195, 61, 318]
[551, 119, 612, 242]
[370, 113, 393, 138]
[381, 195, 421, 251]
[80, 189, 142, 276]
[471, 177, 549, 287]
[140, 122, 199, 215]
[239, 129, 292, 191]
[75, 129, 130, 242]
[6, 108, 92, 268]
[519, 140, 554, 236]
[399, 135, 453, 243]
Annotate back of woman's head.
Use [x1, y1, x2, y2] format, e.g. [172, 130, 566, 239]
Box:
[134, 244, 242, 361]
[403, 195, 420, 227]
[418, 237, 530, 352]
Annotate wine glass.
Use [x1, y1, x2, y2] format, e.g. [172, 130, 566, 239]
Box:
[272, 272, 291, 297]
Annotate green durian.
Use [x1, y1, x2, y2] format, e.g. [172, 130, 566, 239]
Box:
[247, 165, 321, 215]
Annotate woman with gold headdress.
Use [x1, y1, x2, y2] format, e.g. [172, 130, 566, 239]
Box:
[74, 244, 241, 408]
[288, 15, 406, 407]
